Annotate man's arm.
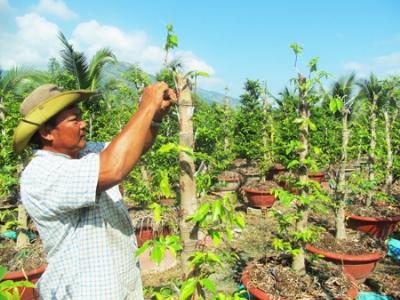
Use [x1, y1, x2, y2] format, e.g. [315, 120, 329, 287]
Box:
[97, 82, 173, 192]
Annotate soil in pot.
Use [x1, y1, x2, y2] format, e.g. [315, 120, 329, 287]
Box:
[242, 181, 279, 209]
[242, 255, 357, 299]
[306, 231, 385, 282]
[129, 209, 177, 247]
[0, 239, 47, 300]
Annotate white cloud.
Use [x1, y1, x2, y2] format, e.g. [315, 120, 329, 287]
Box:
[71, 20, 163, 73]
[71, 20, 217, 79]
[34, 0, 77, 20]
[176, 50, 215, 75]
[0, 12, 59, 68]
[342, 52, 400, 79]
[0, 13, 221, 89]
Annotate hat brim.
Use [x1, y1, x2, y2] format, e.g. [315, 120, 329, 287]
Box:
[13, 90, 95, 153]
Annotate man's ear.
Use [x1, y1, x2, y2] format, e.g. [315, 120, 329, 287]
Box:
[38, 125, 54, 143]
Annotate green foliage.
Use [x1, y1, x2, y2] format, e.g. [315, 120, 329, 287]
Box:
[164, 24, 179, 53]
[187, 195, 245, 247]
[136, 235, 182, 266]
[0, 265, 35, 300]
[233, 79, 265, 161]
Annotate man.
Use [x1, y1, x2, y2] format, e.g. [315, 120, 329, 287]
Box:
[13, 82, 175, 299]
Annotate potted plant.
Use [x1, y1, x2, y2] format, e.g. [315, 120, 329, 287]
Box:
[242, 44, 358, 299]
[242, 180, 279, 209]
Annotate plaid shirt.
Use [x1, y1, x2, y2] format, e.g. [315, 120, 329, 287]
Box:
[20, 142, 143, 300]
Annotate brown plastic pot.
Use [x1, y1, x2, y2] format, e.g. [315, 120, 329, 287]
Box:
[3, 264, 47, 300]
[346, 214, 400, 239]
[242, 187, 276, 209]
[159, 198, 176, 207]
[215, 176, 241, 192]
[308, 172, 325, 183]
[135, 226, 171, 247]
[305, 244, 384, 282]
[241, 263, 358, 300]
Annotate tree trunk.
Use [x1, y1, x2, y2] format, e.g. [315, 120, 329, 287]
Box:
[223, 88, 230, 152]
[384, 111, 393, 195]
[367, 96, 377, 206]
[176, 75, 198, 277]
[140, 165, 151, 188]
[16, 203, 30, 250]
[336, 111, 349, 240]
[262, 96, 271, 165]
[293, 74, 308, 274]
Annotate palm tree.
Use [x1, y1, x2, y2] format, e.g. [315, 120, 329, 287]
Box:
[58, 31, 116, 91]
[58, 31, 116, 138]
[357, 74, 384, 205]
[330, 73, 356, 239]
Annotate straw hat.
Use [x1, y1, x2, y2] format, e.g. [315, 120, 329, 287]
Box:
[13, 84, 95, 153]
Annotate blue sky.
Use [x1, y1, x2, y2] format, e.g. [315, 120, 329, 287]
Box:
[1, 0, 399, 98]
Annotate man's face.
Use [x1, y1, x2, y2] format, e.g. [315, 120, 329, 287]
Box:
[46, 105, 87, 158]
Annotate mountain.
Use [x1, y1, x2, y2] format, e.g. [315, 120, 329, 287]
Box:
[102, 62, 240, 106]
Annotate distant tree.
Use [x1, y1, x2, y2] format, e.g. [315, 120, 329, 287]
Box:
[234, 79, 264, 163]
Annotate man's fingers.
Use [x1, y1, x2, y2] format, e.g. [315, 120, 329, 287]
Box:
[163, 88, 177, 103]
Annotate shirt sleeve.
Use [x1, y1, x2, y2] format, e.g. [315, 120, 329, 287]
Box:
[22, 152, 100, 217]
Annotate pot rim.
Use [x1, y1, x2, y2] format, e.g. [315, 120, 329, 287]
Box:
[347, 214, 400, 223]
[305, 244, 385, 262]
[242, 187, 274, 195]
[3, 264, 47, 281]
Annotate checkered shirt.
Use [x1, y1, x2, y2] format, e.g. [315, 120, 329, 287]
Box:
[20, 142, 143, 300]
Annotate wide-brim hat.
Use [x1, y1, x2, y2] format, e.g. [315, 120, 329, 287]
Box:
[13, 84, 95, 153]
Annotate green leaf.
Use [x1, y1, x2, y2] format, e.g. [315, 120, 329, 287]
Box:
[212, 200, 222, 222]
[135, 241, 151, 257]
[329, 98, 337, 112]
[179, 278, 197, 300]
[336, 98, 344, 110]
[234, 214, 245, 228]
[151, 244, 165, 265]
[0, 266, 6, 280]
[308, 57, 319, 73]
[308, 120, 317, 131]
[200, 277, 216, 293]
[293, 117, 304, 124]
[290, 43, 303, 55]
[210, 230, 221, 246]
[149, 203, 162, 224]
[159, 170, 173, 198]
[287, 160, 299, 169]
[189, 203, 210, 223]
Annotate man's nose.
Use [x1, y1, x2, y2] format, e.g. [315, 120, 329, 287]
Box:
[80, 120, 87, 129]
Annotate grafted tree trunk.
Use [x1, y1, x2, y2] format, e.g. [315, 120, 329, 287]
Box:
[384, 111, 393, 195]
[367, 96, 377, 206]
[336, 110, 349, 240]
[16, 203, 30, 250]
[223, 87, 230, 152]
[177, 75, 198, 277]
[293, 74, 308, 275]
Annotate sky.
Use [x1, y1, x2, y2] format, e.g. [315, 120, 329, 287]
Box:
[1, 0, 400, 98]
